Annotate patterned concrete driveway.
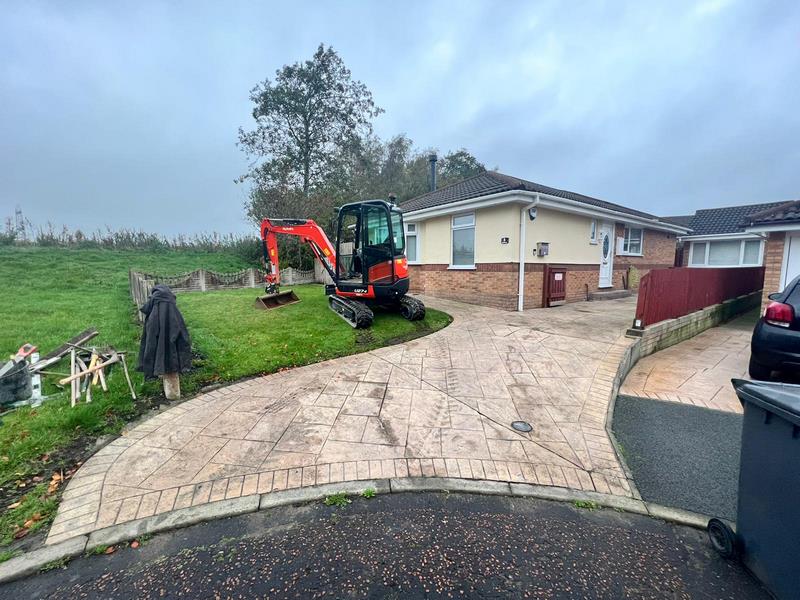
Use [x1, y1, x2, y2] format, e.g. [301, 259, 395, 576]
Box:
[47, 295, 638, 545]
[620, 311, 757, 414]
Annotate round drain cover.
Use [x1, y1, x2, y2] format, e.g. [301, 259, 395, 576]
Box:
[511, 420, 533, 432]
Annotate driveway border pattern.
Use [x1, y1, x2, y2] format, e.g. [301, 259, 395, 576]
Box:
[45, 296, 640, 548]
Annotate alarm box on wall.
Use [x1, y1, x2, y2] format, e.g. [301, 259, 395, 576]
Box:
[536, 242, 550, 257]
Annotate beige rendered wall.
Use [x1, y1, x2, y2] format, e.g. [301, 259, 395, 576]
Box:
[416, 205, 518, 264]
[475, 205, 517, 263]
[524, 207, 600, 265]
[416, 216, 448, 264]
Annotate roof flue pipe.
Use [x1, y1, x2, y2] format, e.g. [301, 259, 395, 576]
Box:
[428, 153, 438, 192]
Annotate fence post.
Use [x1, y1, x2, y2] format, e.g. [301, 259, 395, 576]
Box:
[199, 269, 207, 292]
[249, 268, 256, 288]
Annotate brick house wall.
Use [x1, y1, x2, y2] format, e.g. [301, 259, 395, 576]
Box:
[408, 224, 678, 311]
[761, 232, 785, 308]
[613, 224, 678, 286]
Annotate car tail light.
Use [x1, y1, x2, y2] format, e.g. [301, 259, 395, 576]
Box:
[764, 301, 794, 328]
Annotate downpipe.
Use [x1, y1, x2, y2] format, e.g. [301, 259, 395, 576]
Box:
[517, 195, 540, 311]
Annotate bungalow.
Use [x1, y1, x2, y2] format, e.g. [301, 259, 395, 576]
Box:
[399, 171, 689, 311]
[668, 202, 786, 269]
[741, 200, 800, 307]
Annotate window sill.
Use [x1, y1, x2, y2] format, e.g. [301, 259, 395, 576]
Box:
[448, 265, 476, 270]
[590, 240, 598, 245]
[407, 262, 421, 266]
[618, 252, 644, 257]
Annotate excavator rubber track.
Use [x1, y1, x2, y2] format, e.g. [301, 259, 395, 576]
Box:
[329, 295, 374, 328]
[398, 295, 426, 321]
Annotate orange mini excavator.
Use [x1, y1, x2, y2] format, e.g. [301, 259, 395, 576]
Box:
[257, 199, 425, 328]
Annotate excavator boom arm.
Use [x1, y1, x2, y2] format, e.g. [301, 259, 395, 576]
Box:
[259, 219, 337, 285]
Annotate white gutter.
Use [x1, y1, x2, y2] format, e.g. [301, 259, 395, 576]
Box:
[745, 223, 800, 234]
[678, 232, 763, 242]
[518, 196, 540, 311]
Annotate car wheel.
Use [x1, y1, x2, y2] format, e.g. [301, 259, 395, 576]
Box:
[748, 356, 772, 380]
[708, 518, 738, 559]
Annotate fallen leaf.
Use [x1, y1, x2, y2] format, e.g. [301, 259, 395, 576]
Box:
[23, 519, 35, 528]
[7, 501, 21, 510]
[51, 473, 62, 482]
[104, 546, 116, 554]
[13, 528, 29, 540]
[32, 476, 43, 483]
[130, 540, 140, 549]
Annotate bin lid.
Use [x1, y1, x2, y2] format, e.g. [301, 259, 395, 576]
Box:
[732, 379, 800, 427]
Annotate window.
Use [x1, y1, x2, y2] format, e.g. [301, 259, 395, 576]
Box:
[743, 240, 761, 265]
[708, 240, 741, 265]
[590, 220, 597, 244]
[689, 239, 763, 267]
[622, 227, 643, 255]
[390, 210, 405, 256]
[690, 242, 707, 266]
[405, 222, 419, 263]
[451, 213, 475, 267]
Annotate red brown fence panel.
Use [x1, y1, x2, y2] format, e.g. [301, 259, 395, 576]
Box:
[634, 266, 764, 328]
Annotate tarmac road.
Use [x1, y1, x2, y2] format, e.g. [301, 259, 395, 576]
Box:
[2, 492, 768, 599]
[613, 394, 742, 520]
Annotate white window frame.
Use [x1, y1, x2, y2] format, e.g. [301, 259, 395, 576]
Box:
[449, 212, 476, 269]
[620, 227, 644, 256]
[688, 239, 764, 268]
[589, 219, 598, 244]
[404, 222, 420, 264]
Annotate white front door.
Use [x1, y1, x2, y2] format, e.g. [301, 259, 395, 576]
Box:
[598, 223, 614, 288]
[782, 233, 800, 290]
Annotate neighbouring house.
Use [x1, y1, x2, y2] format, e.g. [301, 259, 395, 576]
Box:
[667, 202, 786, 269]
[399, 170, 689, 311]
[741, 200, 800, 307]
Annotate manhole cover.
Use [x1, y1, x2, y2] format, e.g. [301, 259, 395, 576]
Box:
[511, 421, 533, 432]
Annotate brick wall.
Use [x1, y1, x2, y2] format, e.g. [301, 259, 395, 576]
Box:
[406, 225, 678, 311]
[408, 264, 521, 310]
[762, 232, 785, 308]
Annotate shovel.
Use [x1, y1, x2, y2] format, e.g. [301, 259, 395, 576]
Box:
[254, 289, 301, 310]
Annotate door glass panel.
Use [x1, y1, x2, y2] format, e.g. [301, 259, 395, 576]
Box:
[337, 207, 361, 281]
[391, 211, 405, 255]
[363, 205, 393, 282]
[602, 234, 610, 258]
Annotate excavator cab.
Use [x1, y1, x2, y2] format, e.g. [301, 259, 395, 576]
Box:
[334, 200, 408, 297]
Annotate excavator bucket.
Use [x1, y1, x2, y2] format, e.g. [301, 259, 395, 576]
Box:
[254, 290, 300, 310]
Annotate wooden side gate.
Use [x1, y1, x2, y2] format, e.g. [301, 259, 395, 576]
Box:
[542, 265, 567, 307]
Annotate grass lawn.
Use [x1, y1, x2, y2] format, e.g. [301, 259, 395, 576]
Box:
[0, 246, 450, 550]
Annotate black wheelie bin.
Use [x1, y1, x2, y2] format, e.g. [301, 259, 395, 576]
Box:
[708, 379, 800, 600]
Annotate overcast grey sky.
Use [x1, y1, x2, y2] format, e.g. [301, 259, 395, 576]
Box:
[1, 0, 798, 235]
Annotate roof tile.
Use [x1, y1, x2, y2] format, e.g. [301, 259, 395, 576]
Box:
[400, 171, 663, 221]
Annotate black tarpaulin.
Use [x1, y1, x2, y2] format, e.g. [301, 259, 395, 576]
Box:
[137, 284, 192, 380]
